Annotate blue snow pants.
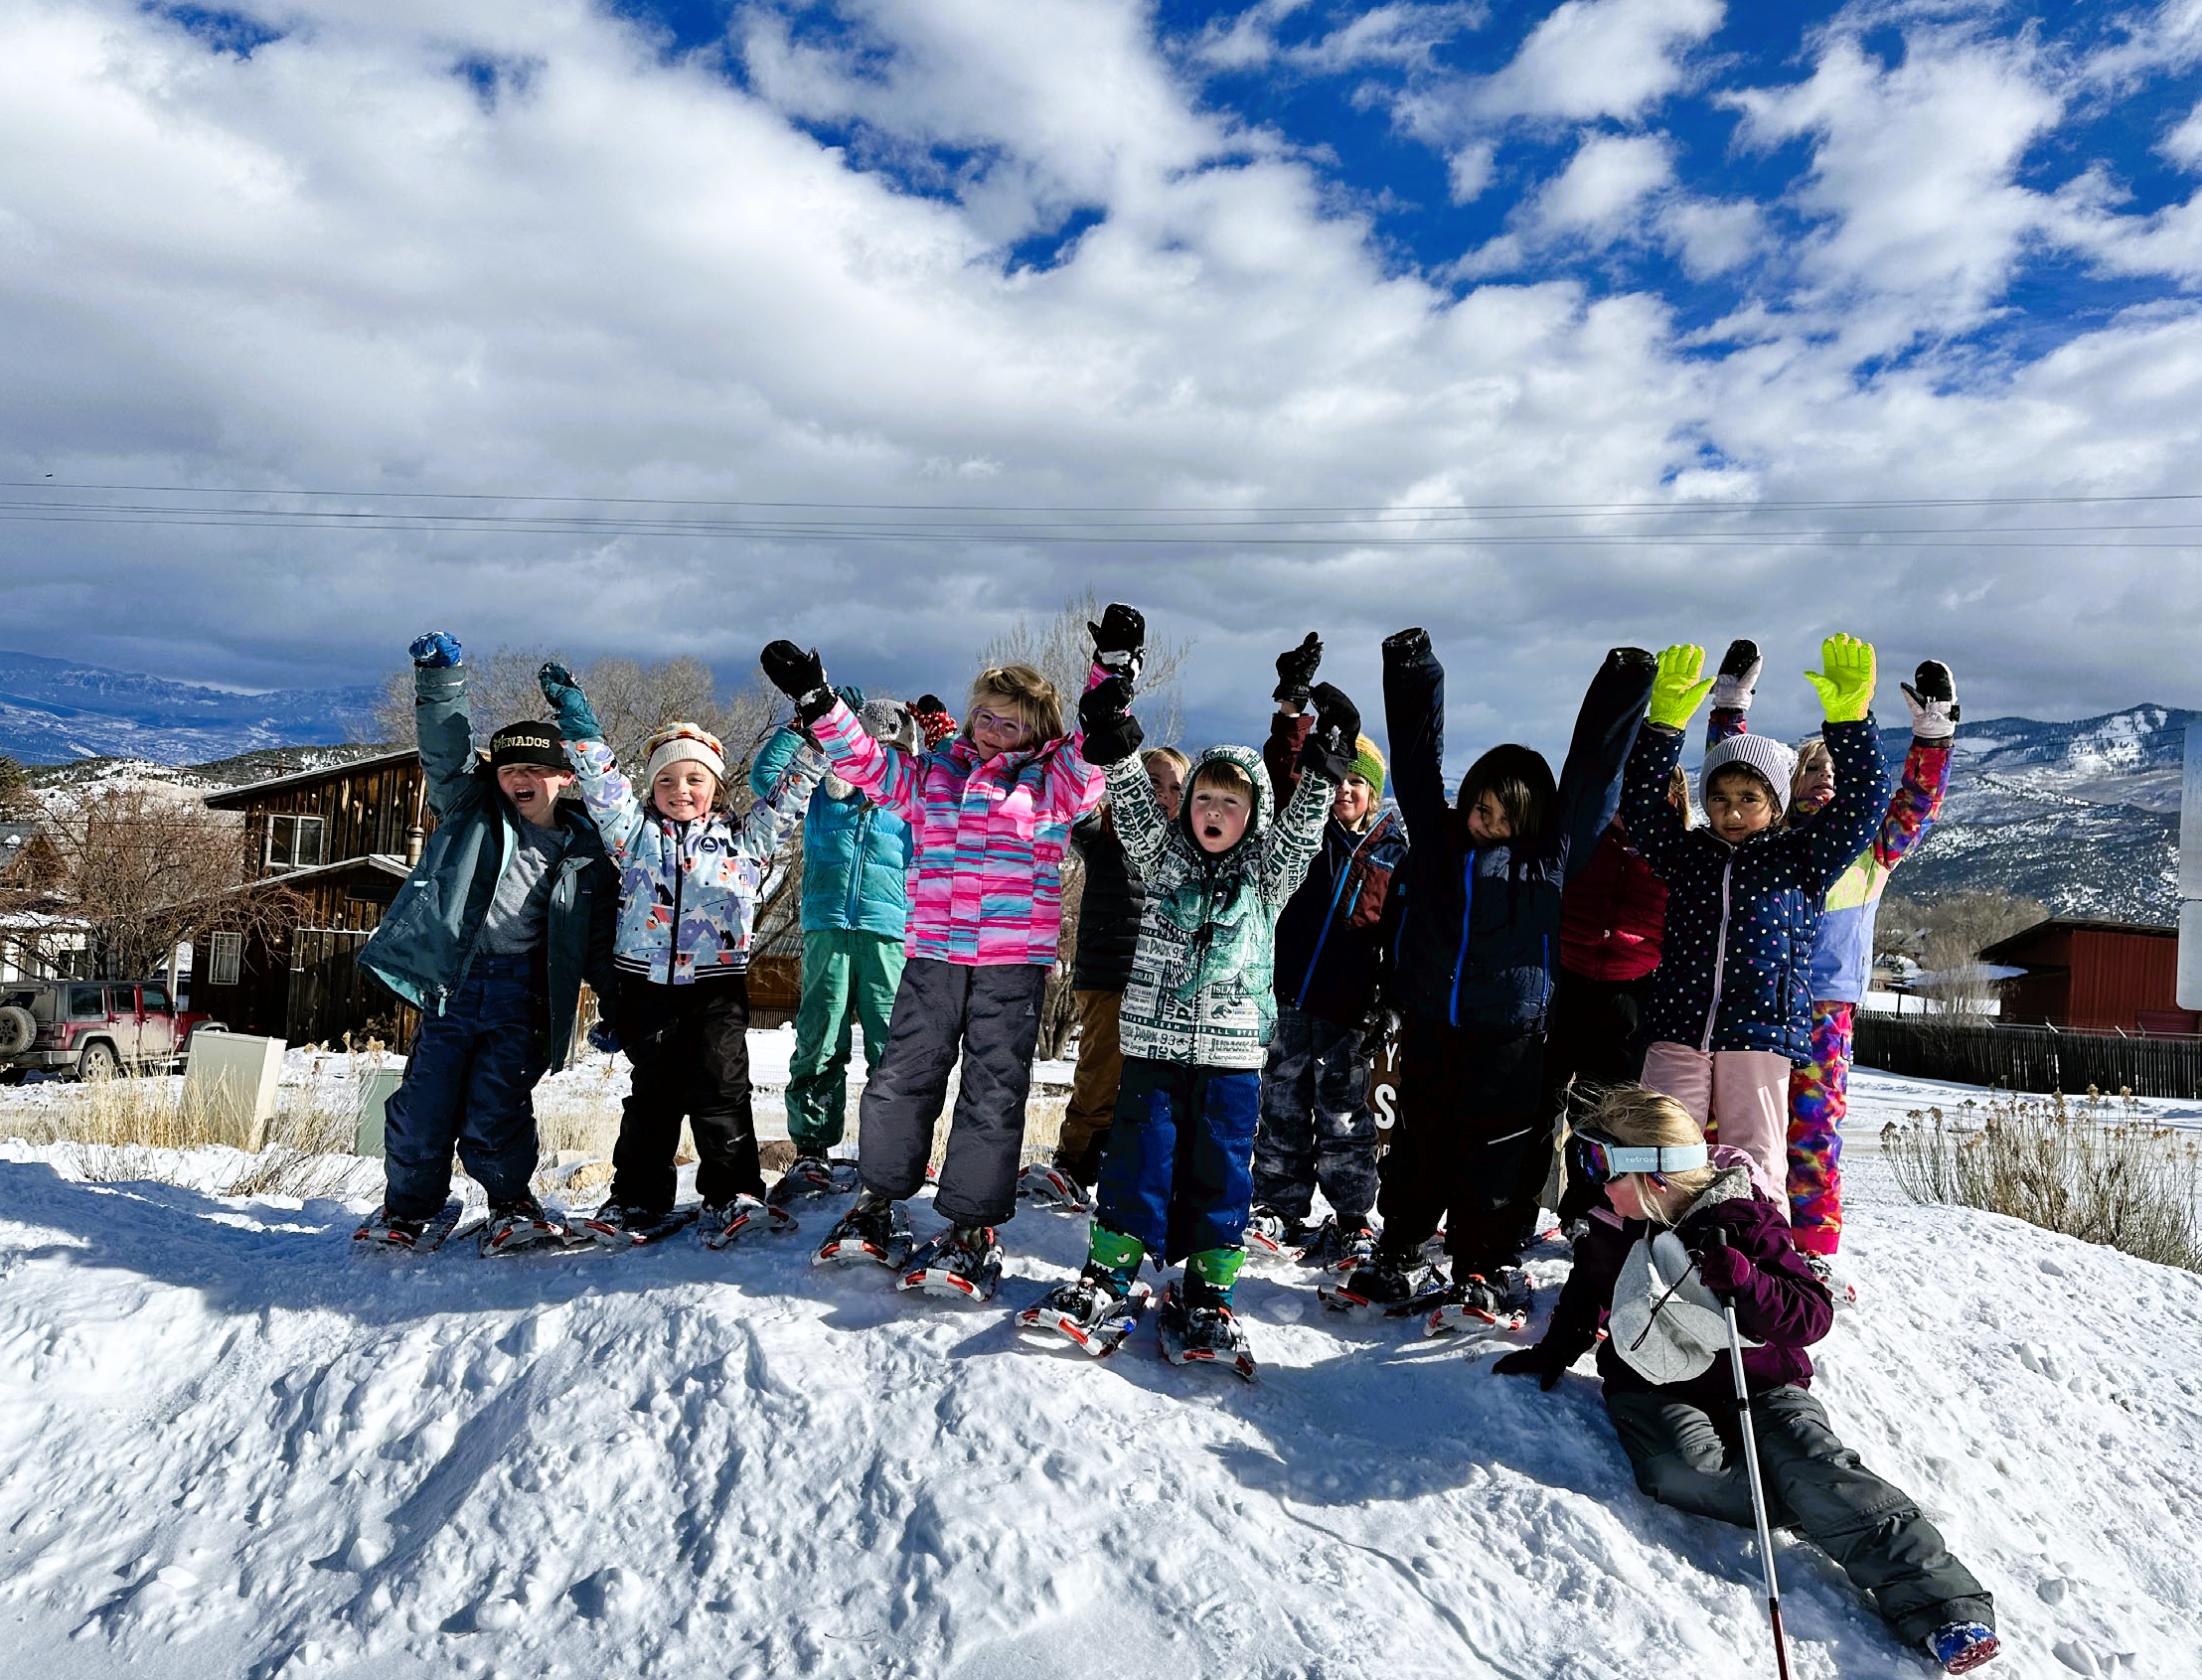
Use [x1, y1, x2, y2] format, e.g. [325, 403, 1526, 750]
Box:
[382, 954, 549, 1218]
[1093, 1056, 1259, 1264]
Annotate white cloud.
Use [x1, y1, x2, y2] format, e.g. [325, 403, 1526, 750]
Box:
[1467, 0, 1723, 123]
[2162, 97, 2202, 168]
[0, 0, 2198, 750]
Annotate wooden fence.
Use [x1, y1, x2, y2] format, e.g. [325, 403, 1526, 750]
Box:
[1853, 1012, 2202, 1100]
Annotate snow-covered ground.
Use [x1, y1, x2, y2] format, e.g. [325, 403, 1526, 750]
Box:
[1, 1063, 2198, 1679]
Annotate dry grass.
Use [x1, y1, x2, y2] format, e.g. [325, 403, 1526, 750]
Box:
[1884, 1088, 2202, 1273]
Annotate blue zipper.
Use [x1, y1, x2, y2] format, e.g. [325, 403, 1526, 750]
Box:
[1448, 854, 1476, 1027]
[1294, 829, 1357, 1009]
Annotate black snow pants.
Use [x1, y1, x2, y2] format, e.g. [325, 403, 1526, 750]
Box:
[612, 973, 759, 1213]
[857, 957, 1047, 1228]
[1604, 1383, 1995, 1649]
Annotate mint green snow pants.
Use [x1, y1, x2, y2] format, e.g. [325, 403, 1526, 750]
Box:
[785, 929, 905, 1152]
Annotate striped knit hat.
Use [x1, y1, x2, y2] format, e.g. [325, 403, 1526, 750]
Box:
[1349, 734, 1386, 799]
[643, 722, 726, 787]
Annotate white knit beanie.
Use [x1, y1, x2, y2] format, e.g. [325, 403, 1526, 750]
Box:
[643, 722, 727, 788]
[1699, 733, 1797, 809]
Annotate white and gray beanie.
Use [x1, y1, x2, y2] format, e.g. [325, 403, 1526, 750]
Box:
[824, 696, 917, 800]
[1698, 733, 1797, 810]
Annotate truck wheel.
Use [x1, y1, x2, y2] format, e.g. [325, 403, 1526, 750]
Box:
[77, 1040, 120, 1081]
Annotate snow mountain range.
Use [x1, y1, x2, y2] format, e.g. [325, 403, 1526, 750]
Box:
[0, 648, 383, 767]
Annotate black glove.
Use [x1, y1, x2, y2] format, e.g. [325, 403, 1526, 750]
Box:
[1610, 646, 1655, 674]
[1298, 682, 1361, 784]
[1382, 627, 1430, 663]
[1900, 659, 1960, 741]
[1273, 632, 1323, 705]
[1493, 1345, 1568, 1392]
[1708, 638, 1763, 710]
[760, 641, 836, 723]
[1077, 675, 1144, 766]
[1088, 603, 1146, 683]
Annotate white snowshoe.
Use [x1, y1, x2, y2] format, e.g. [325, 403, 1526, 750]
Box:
[701, 1193, 799, 1250]
[577, 1203, 698, 1249]
[354, 1199, 464, 1255]
[813, 1194, 913, 1270]
[478, 1198, 584, 1257]
[899, 1225, 1005, 1302]
[1016, 1160, 1089, 1212]
[1156, 1280, 1256, 1382]
[1018, 1271, 1152, 1357]
[1423, 1266, 1532, 1338]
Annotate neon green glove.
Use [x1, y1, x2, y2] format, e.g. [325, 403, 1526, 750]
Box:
[1805, 633, 1877, 723]
[1647, 644, 1715, 730]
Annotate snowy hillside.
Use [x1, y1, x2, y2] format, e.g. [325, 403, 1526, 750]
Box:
[0, 648, 384, 766]
[1, 1060, 2197, 1680]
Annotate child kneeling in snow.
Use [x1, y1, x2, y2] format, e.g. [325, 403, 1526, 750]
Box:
[537, 662, 823, 1247]
[1494, 1085, 1999, 1675]
[1026, 676, 1356, 1371]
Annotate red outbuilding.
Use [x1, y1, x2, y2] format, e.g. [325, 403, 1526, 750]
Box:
[1978, 917, 2196, 1035]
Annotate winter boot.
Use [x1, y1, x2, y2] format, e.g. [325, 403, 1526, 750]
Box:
[768, 1152, 841, 1205]
[1925, 1621, 1999, 1674]
[1246, 1204, 1319, 1256]
[1158, 1266, 1255, 1381]
[814, 1189, 913, 1269]
[479, 1194, 569, 1256]
[1019, 1261, 1151, 1356]
[576, 1201, 648, 1247]
[1016, 1158, 1089, 1212]
[899, 1223, 1006, 1301]
[354, 1202, 460, 1254]
[1298, 1215, 1377, 1273]
[1427, 1263, 1533, 1336]
[1320, 1244, 1439, 1313]
[701, 1192, 798, 1250]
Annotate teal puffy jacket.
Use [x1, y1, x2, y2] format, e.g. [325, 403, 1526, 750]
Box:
[359, 662, 619, 1065]
[750, 724, 913, 938]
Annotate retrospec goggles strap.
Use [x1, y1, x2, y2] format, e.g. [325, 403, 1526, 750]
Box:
[1569, 1131, 1709, 1181]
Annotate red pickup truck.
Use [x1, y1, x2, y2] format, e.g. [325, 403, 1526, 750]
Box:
[0, 978, 229, 1081]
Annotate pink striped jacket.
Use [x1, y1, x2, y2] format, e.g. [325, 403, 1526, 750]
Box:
[811, 670, 1106, 967]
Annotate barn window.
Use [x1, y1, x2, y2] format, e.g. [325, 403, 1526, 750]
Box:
[208, 931, 242, 988]
[266, 815, 327, 870]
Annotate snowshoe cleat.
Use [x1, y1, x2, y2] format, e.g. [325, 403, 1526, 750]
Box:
[814, 1192, 913, 1270]
[899, 1224, 1005, 1302]
[1297, 1216, 1378, 1274]
[1925, 1621, 2000, 1674]
[355, 1199, 463, 1255]
[1319, 1252, 1449, 1317]
[1018, 1267, 1152, 1357]
[478, 1196, 581, 1257]
[701, 1193, 798, 1250]
[1016, 1159, 1089, 1212]
[1156, 1279, 1256, 1382]
[768, 1152, 861, 1205]
[1804, 1251, 1858, 1311]
[1425, 1266, 1533, 1338]
[576, 1202, 698, 1248]
[1245, 1205, 1320, 1257]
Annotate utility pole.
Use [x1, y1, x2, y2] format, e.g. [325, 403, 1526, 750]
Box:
[2180, 726, 2202, 1011]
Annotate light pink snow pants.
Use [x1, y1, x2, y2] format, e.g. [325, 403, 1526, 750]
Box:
[1639, 1042, 1792, 1219]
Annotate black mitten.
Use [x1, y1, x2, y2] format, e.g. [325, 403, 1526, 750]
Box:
[1078, 676, 1145, 766]
[1492, 1345, 1568, 1392]
[1087, 603, 1146, 683]
[1298, 682, 1361, 784]
[1273, 632, 1323, 705]
[760, 641, 836, 722]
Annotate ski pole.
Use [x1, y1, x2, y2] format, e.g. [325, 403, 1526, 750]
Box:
[1707, 1227, 1793, 1680]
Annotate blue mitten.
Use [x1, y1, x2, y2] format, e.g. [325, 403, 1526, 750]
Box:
[409, 631, 463, 669]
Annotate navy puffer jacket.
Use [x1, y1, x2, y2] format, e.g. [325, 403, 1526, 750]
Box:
[1384, 639, 1652, 1035]
[1620, 716, 1888, 1063]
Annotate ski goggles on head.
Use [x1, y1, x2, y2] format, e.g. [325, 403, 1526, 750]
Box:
[1568, 1130, 1709, 1183]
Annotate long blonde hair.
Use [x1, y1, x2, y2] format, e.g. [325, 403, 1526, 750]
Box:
[964, 664, 1063, 745]
[1583, 1084, 1717, 1225]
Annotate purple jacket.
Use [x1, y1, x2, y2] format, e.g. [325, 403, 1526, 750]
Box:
[1546, 1169, 1834, 1405]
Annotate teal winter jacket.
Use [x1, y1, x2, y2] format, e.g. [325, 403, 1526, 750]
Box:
[751, 724, 913, 939]
[359, 662, 620, 1065]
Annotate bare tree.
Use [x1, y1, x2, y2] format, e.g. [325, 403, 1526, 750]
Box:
[1880, 888, 2048, 1015]
[30, 786, 303, 982]
[0, 755, 31, 820]
[975, 591, 1194, 1059]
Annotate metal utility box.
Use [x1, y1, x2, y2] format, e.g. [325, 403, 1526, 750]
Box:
[181, 1030, 287, 1149]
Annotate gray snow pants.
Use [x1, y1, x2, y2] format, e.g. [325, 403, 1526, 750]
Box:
[1251, 1005, 1379, 1222]
[856, 957, 1047, 1227]
[1605, 1384, 1994, 1648]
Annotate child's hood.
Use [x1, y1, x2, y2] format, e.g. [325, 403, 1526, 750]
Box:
[1179, 741, 1273, 859]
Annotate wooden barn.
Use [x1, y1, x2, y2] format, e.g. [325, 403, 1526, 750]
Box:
[194, 751, 433, 1048]
[1977, 917, 2195, 1035]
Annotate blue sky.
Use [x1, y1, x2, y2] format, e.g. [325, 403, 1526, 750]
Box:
[5, 1, 2202, 764]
